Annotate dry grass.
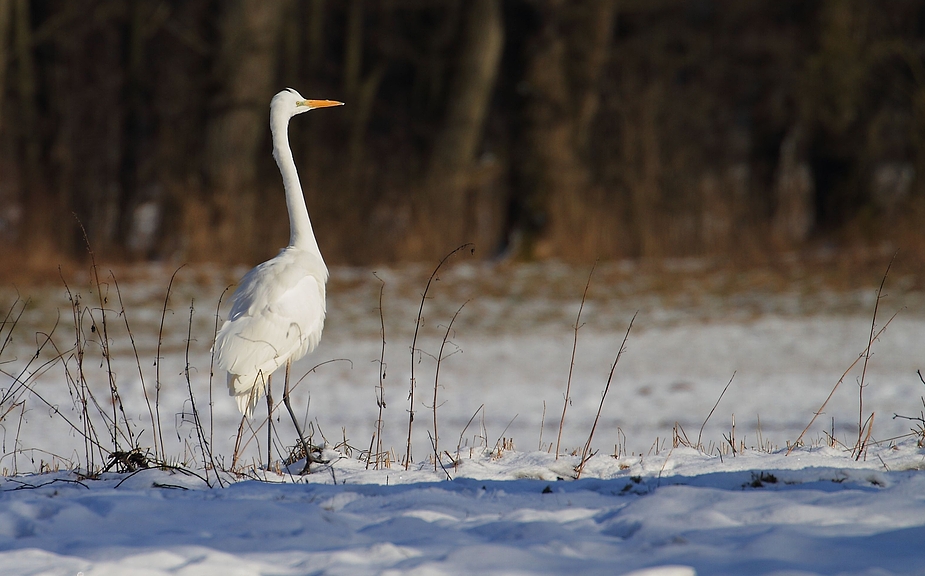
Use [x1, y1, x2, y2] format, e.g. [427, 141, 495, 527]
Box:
[1, 247, 923, 481]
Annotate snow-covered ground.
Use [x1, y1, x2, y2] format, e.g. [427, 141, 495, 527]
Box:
[4, 443, 925, 576]
[1, 261, 924, 575]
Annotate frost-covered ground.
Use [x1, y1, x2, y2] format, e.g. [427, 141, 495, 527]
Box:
[4, 443, 925, 576]
[1, 260, 925, 575]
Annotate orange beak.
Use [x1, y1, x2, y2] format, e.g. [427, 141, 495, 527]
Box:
[303, 99, 344, 109]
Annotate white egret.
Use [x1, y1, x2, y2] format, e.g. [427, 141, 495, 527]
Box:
[214, 89, 342, 466]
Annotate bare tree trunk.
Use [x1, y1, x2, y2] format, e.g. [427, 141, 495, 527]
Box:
[342, 0, 385, 193]
[908, 72, 925, 201]
[12, 0, 35, 170]
[571, 0, 616, 152]
[299, 0, 326, 213]
[118, 0, 147, 256]
[203, 0, 285, 262]
[772, 125, 815, 246]
[350, 66, 385, 163]
[620, 84, 663, 259]
[424, 0, 503, 250]
[12, 0, 54, 260]
[0, 0, 11, 135]
[0, 0, 13, 248]
[307, 0, 325, 76]
[524, 32, 588, 258]
[521, 0, 615, 259]
[699, 172, 730, 254]
[344, 0, 363, 102]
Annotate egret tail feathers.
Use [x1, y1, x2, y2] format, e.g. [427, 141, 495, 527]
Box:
[227, 372, 267, 418]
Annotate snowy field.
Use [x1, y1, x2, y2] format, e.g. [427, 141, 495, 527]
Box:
[1, 260, 925, 575]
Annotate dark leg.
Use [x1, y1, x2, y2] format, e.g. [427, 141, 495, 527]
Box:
[282, 359, 317, 473]
[266, 374, 273, 469]
[232, 414, 246, 471]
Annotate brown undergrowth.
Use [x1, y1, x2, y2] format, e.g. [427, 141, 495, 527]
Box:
[0, 247, 922, 482]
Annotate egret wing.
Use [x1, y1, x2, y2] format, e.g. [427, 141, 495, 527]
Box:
[215, 251, 326, 400]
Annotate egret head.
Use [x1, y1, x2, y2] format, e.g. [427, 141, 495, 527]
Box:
[272, 88, 343, 119]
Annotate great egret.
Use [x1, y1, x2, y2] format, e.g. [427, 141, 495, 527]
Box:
[214, 89, 342, 466]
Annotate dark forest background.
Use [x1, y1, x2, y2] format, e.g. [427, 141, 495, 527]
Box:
[0, 0, 924, 267]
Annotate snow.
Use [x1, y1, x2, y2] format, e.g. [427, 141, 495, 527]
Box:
[3, 445, 925, 575]
[1, 261, 925, 575]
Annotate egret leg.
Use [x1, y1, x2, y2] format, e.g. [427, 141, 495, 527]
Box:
[283, 359, 317, 473]
[232, 414, 246, 471]
[266, 374, 273, 469]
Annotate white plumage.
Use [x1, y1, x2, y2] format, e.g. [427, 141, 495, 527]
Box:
[215, 89, 342, 417]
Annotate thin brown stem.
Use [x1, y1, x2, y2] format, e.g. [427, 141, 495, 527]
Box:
[538, 400, 546, 451]
[788, 312, 899, 454]
[854, 253, 895, 457]
[432, 300, 468, 471]
[406, 243, 473, 470]
[698, 372, 737, 450]
[112, 275, 157, 459]
[209, 285, 232, 471]
[373, 273, 387, 470]
[556, 261, 596, 459]
[156, 265, 186, 461]
[456, 403, 484, 456]
[77, 220, 128, 452]
[183, 299, 220, 487]
[855, 412, 875, 461]
[577, 312, 635, 478]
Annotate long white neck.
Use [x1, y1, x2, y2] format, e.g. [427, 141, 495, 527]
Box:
[270, 110, 323, 258]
